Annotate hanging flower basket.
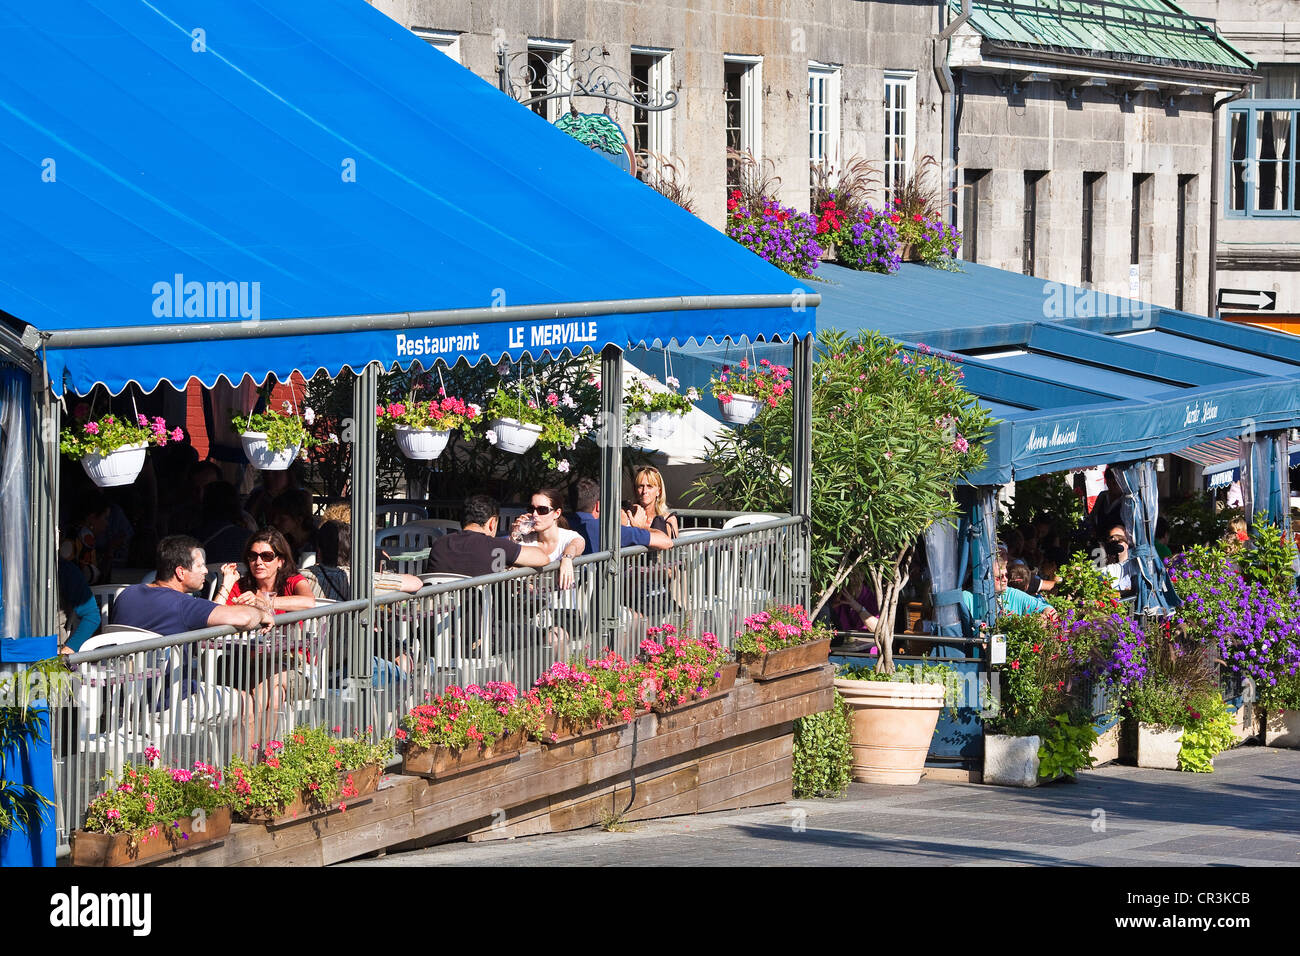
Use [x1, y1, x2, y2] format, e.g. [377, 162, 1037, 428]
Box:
[718, 394, 763, 425]
[490, 418, 543, 454]
[80, 443, 149, 488]
[394, 425, 451, 461]
[231, 403, 314, 470]
[624, 376, 697, 444]
[60, 409, 185, 488]
[377, 392, 480, 461]
[240, 431, 300, 471]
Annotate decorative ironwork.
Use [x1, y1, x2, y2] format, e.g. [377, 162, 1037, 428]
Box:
[497, 44, 678, 113]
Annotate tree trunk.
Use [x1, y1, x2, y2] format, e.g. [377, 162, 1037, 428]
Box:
[873, 546, 912, 675]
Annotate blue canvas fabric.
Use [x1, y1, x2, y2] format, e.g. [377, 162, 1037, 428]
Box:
[1114, 460, 1178, 615]
[0, 634, 58, 867]
[0, 0, 812, 396]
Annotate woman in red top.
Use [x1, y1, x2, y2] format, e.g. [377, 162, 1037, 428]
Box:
[216, 528, 315, 613]
[214, 528, 316, 755]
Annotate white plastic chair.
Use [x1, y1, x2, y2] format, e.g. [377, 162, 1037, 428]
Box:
[90, 584, 127, 626]
[375, 527, 441, 575]
[399, 518, 461, 535]
[376, 503, 428, 529]
[421, 573, 508, 686]
[722, 513, 783, 529]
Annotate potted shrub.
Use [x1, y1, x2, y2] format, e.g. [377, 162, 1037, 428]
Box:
[376, 390, 480, 461]
[1262, 674, 1300, 748]
[232, 402, 315, 470]
[886, 155, 962, 267]
[734, 604, 832, 680]
[708, 358, 793, 426]
[833, 661, 955, 785]
[624, 375, 699, 443]
[1177, 692, 1240, 771]
[60, 407, 184, 487]
[71, 747, 233, 866]
[227, 726, 392, 823]
[637, 626, 737, 712]
[833, 206, 903, 275]
[400, 681, 537, 778]
[791, 689, 854, 797]
[724, 150, 822, 279]
[483, 381, 578, 469]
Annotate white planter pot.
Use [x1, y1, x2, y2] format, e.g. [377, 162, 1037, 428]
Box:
[983, 734, 1043, 788]
[394, 425, 450, 461]
[491, 418, 542, 455]
[641, 410, 682, 441]
[1265, 709, 1300, 748]
[1137, 722, 1184, 770]
[80, 443, 148, 488]
[240, 432, 300, 471]
[719, 393, 762, 425]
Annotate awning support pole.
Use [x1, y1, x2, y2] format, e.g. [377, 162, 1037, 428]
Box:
[31, 376, 59, 637]
[599, 345, 624, 646]
[348, 363, 378, 734]
[791, 333, 813, 609]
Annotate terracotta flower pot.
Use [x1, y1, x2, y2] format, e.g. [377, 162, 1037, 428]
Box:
[1265, 709, 1300, 748]
[402, 731, 525, 779]
[70, 807, 232, 866]
[833, 677, 945, 785]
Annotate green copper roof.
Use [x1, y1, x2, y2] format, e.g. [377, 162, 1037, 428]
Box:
[953, 0, 1255, 74]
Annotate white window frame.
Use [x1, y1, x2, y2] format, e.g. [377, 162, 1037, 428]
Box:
[724, 54, 763, 163]
[630, 46, 673, 162]
[412, 28, 461, 64]
[809, 62, 841, 172]
[883, 70, 916, 205]
[527, 37, 573, 123]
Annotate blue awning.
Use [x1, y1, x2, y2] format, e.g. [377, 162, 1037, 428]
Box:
[649, 262, 1300, 484]
[0, 0, 812, 396]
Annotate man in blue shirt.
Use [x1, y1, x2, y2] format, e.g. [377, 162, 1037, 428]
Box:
[571, 478, 673, 554]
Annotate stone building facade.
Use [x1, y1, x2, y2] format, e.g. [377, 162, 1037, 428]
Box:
[369, 0, 1254, 318]
[1180, 0, 1299, 329]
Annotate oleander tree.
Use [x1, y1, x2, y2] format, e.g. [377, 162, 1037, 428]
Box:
[692, 328, 995, 673]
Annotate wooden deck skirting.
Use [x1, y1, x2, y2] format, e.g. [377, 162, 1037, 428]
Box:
[143, 664, 834, 866]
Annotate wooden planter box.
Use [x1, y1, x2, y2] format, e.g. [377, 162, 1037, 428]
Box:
[537, 715, 631, 747]
[70, 807, 232, 867]
[738, 639, 830, 681]
[403, 732, 526, 779]
[651, 662, 740, 714]
[240, 764, 382, 825]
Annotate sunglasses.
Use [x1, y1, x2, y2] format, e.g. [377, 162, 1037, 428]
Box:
[248, 549, 280, 563]
[529, 504, 556, 516]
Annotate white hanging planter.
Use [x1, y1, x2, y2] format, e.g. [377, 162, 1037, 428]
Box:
[719, 393, 763, 425]
[80, 443, 148, 488]
[641, 411, 683, 441]
[240, 431, 300, 471]
[491, 418, 543, 455]
[394, 425, 451, 461]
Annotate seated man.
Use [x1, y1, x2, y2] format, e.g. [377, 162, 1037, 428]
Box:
[111, 535, 273, 634]
[962, 557, 1056, 621]
[427, 494, 552, 577]
[570, 477, 673, 554]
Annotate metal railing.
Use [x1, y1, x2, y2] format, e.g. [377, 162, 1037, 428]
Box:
[50, 516, 803, 846]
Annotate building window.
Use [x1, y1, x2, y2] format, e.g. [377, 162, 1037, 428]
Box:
[1176, 174, 1195, 311]
[1227, 102, 1298, 216]
[724, 55, 763, 190]
[527, 39, 572, 123]
[809, 63, 840, 174]
[883, 72, 916, 204]
[1081, 172, 1103, 285]
[1023, 171, 1046, 276]
[1131, 173, 1151, 265]
[1248, 64, 1300, 99]
[412, 28, 461, 63]
[631, 47, 672, 179]
[962, 169, 988, 263]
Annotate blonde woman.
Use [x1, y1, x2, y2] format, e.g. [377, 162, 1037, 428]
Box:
[624, 466, 679, 539]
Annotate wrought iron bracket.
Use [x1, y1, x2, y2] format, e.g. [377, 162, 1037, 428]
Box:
[497, 44, 679, 113]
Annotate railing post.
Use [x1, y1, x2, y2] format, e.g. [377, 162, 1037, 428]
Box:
[599, 345, 624, 647]
[349, 363, 378, 734]
[791, 333, 813, 609]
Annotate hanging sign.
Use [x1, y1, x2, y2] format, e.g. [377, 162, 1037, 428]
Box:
[555, 112, 634, 175]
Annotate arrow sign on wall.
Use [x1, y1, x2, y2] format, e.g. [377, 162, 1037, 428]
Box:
[1217, 288, 1277, 311]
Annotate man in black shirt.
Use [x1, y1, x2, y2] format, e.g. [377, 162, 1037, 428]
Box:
[427, 495, 551, 577]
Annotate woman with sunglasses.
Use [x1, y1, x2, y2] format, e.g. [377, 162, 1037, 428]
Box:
[510, 488, 584, 590]
[217, 528, 316, 613]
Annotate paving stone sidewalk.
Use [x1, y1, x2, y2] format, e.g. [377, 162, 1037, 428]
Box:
[341, 746, 1300, 867]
